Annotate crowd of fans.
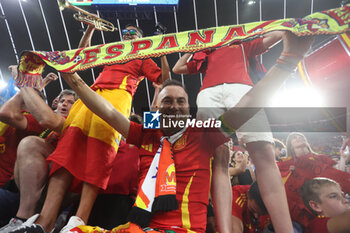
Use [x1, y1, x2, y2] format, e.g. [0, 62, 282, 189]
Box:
[228, 132, 350, 233]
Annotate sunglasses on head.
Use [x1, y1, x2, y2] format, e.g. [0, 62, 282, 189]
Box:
[122, 29, 138, 35]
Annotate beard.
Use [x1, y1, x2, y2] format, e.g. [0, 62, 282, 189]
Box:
[160, 108, 190, 136]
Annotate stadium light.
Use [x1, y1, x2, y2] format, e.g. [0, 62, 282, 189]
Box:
[247, 0, 256, 5]
[269, 86, 324, 107]
[0, 80, 7, 91]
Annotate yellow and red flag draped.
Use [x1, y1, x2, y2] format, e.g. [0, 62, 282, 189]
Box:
[15, 5, 350, 89]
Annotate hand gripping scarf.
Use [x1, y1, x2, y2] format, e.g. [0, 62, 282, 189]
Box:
[128, 127, 187, 228]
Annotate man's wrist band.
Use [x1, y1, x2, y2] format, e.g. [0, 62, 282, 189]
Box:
[281, 52, 304, 60]
[274, 62, 297, 73]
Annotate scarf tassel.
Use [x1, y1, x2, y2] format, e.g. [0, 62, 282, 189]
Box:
[15, 73, 43, 89]
[152, 194, 179, 212]
[127, 206, 152, 228]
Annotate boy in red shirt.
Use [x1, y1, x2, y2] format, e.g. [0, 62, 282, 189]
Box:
[300, 177, 350, 233]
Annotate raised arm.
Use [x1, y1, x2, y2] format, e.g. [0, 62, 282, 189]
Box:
[221, 32, 314, 130]
[172, 53, 192, 74]
[8, 65, 57, 92]
[156, 56, 171, 84]
[262, 31, 285, 49]
[79, 25, 96, 48]
[20, 87, 65, 132]
[341, 134, 350, 151]
[0, 69, 59, 130]
[151, 83, 161, 111]
[41, 72, 58, 90]
[337, 140, 350, 171]
[60, 72, 130, 138]
[8, 65, 18, 79]
[0, 92, 27, 130]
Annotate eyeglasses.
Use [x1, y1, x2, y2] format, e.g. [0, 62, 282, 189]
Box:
[122, 29, 138, 35]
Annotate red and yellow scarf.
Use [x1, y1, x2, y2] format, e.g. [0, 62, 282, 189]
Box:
[128, 128, 186, 227]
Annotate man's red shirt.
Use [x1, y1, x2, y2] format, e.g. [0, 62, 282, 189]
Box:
[126, 122, 228, 233]
[305, 216, 329, 233]
[186, 38, 266, 91]
[92, 59, 161, 96]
